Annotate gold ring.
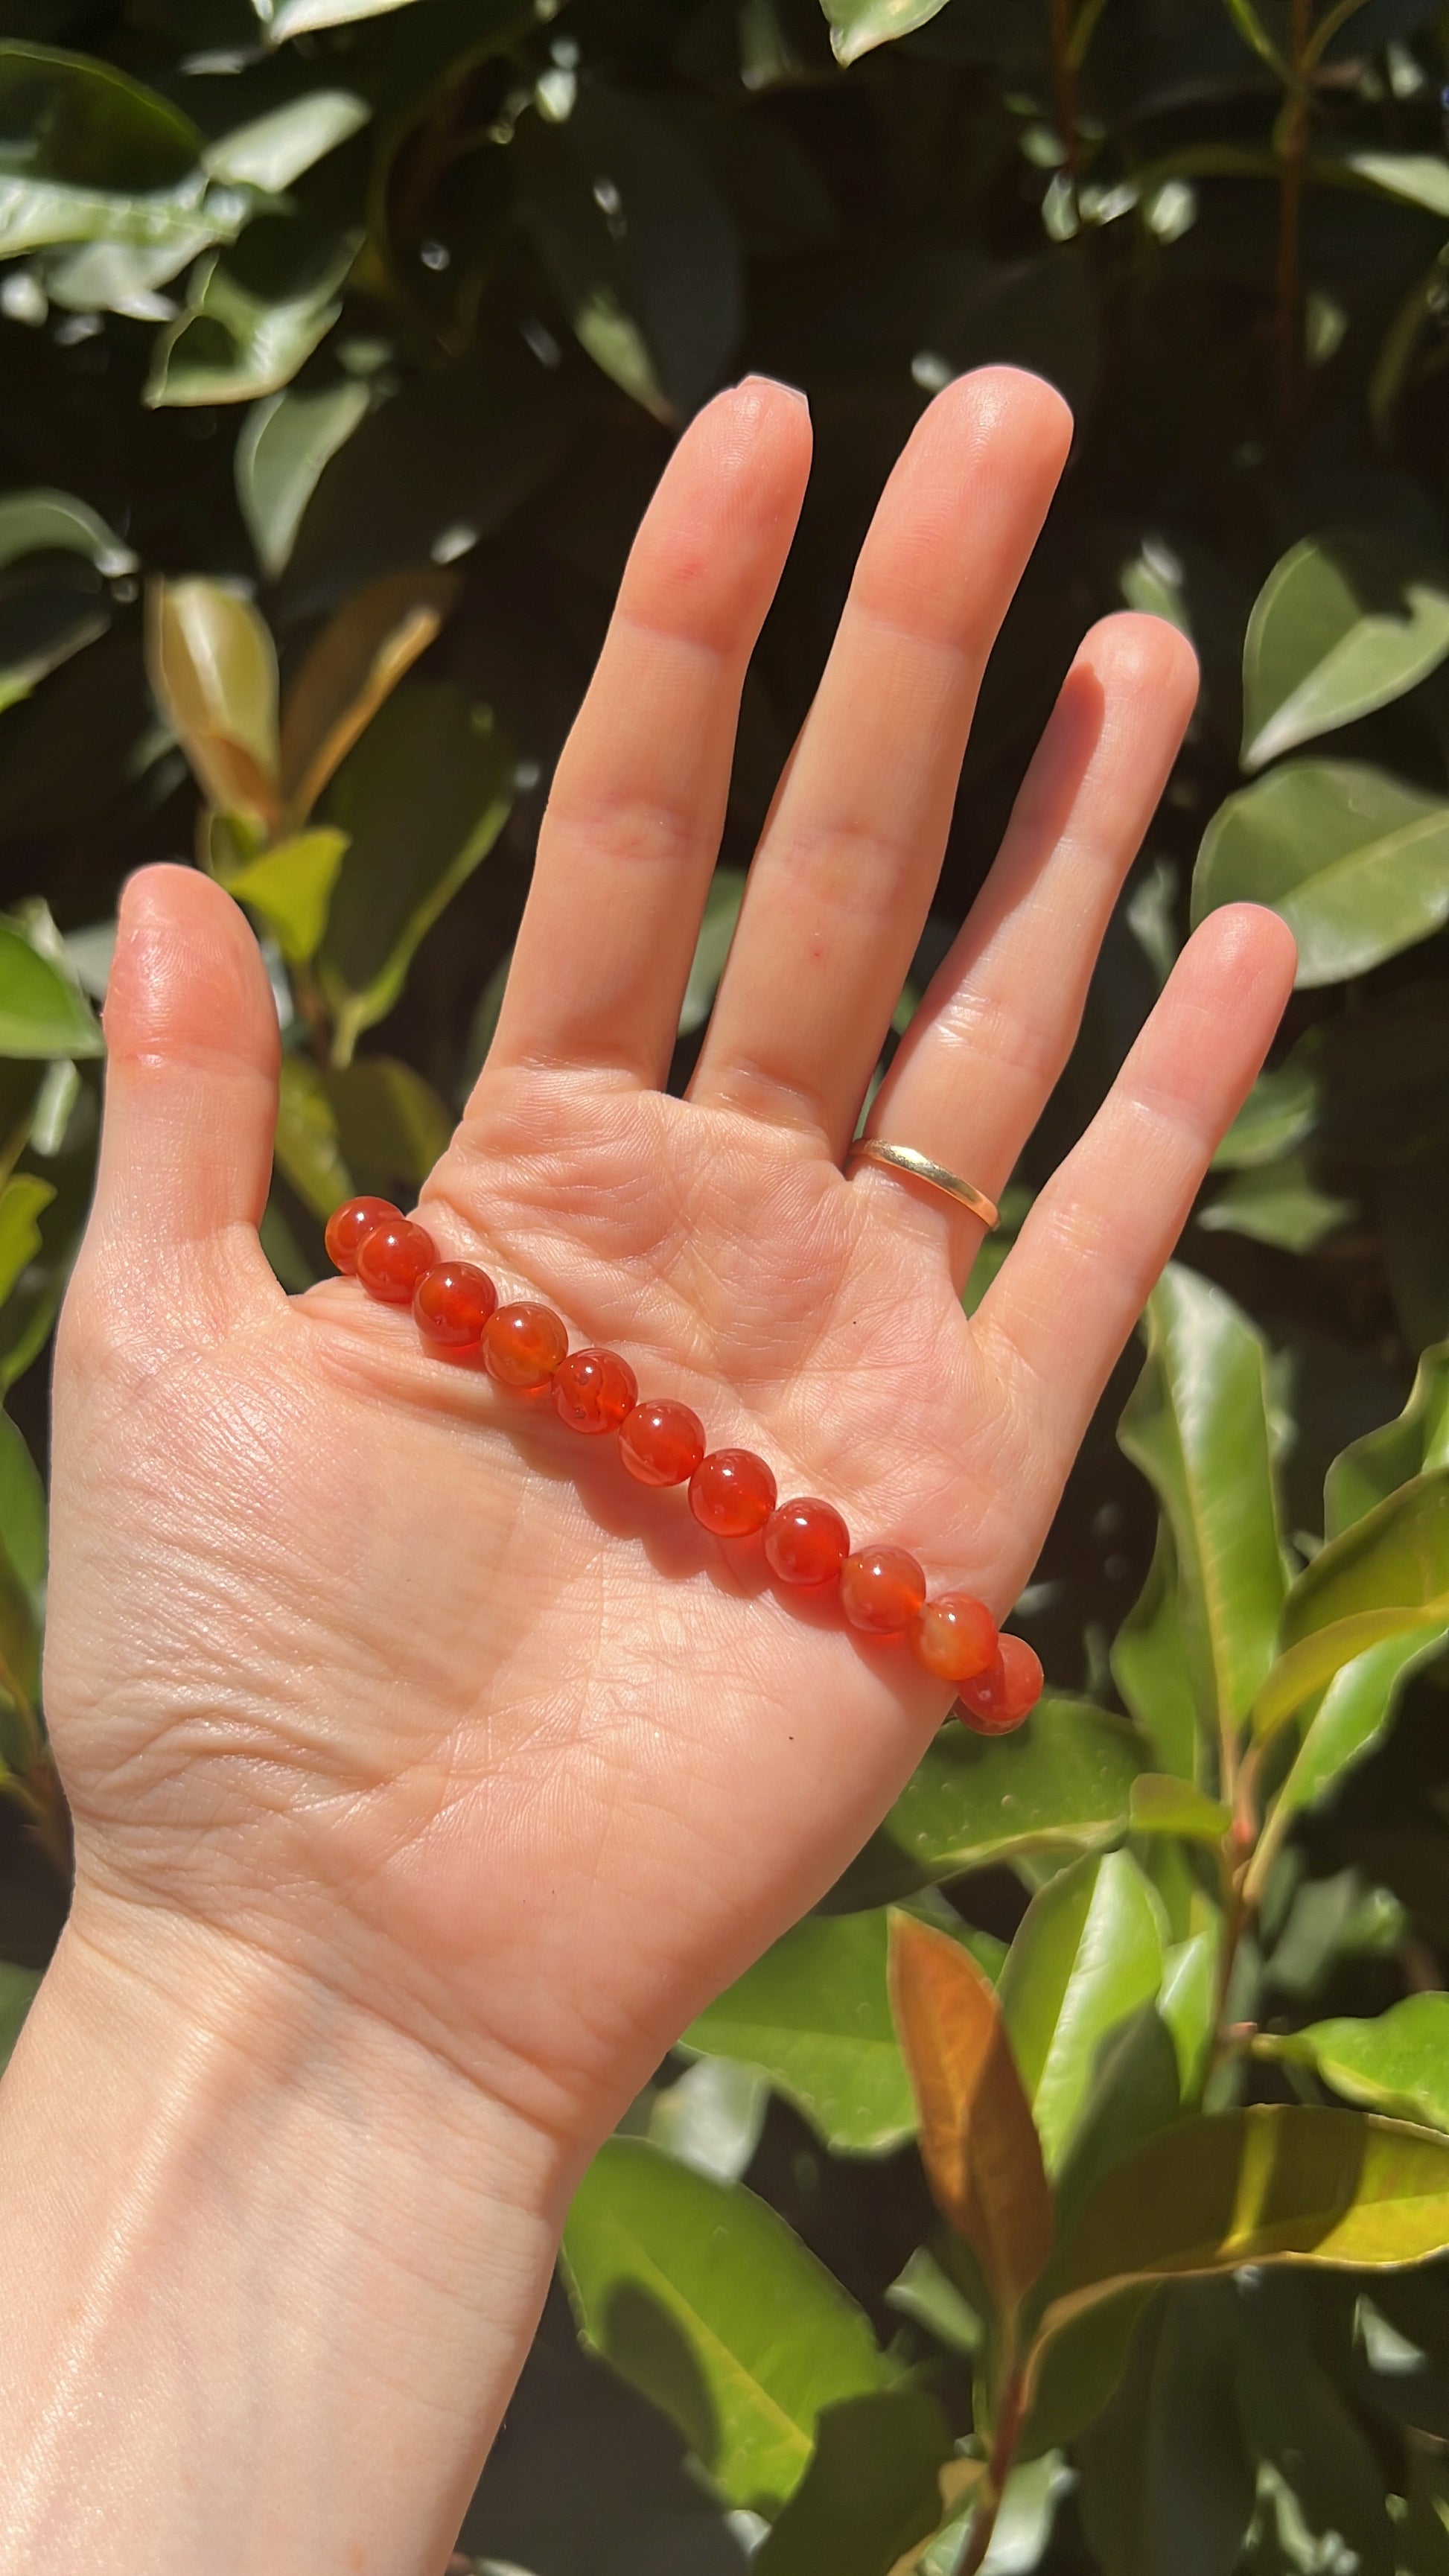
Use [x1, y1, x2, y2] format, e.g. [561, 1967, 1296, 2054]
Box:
[847, 1138, 999, 1229]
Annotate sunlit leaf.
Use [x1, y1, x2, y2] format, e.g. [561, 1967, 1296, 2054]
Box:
[0, 488, 135, 578]
[684, 1910, 916, 2155]
[278, 570, 459, 822]
[0, 921, 104, 1058]
[0, 40, 219, 257]
[561, 2137, 887, 2513]
[1158, 1930, 1219, 2102]
[1283, 1467, 1449, 1645]
[1264, 1995, 1449, 2132]
[817, 0, 956, 68]
[999, 1852, 1165, 2174]
[1197, 1156, 1353, 1254]
[1052, 2005, 1182, 2243]
[1326, 1339, 1449, 1537]
[0, 1176, 55, 1309]
[1264, 1623, 1449, 1839]
[235, 380, 372, 581]
[1193, 762, 1449, 990]
[679, 867, 746, 1037]
[145, 577, 280, 825]
[273, 1053, 351, 1220]
[258, 0, 427, 36]
[1345, 151, 1449, 217]
[1211, 1058, 1320, 1171]
[888, 1912, 1053, 2316]
[827, 1698, 1143, 1908]
[1112, 1520, 1198, 1781]
[201, 92, 369, 192]
[1254, 1593, 1449, 1739]
[324, 1056, 450, 1195]
[217, 826, 347, 964]
[1129, 1774, 1231, 1842]
[146, 218, 357, 409]
[649, 2058, 766, 2184]
[1241, 532, 1449, 772]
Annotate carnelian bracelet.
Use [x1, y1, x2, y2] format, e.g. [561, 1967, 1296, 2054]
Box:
[325, 1196, 1043, 1735]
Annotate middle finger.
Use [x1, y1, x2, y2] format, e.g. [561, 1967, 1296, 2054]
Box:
[690, 366, 1072, 1150]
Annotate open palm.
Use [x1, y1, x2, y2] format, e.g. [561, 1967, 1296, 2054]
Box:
[45, 369, 1293, 2158]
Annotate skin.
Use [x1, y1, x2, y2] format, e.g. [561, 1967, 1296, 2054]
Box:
[0, 369, 1295, 2573]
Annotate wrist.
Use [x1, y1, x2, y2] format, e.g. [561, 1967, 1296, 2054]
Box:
[0, 1884, 581, 2575]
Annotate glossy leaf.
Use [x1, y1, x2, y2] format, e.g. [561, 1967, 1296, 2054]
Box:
[1211, 1059, 1320, 1170]
[0, 1410, 45, 1614]
[1111, 1520, 1197, 1780]
[1128, 1774, 1230, 1842]
[1235, 2270, 1394, 2576]
[202, 92, 369, 192]
[1051, 2005, 1182, 2244]
[1345, 151, 1449, 216]
[1241, 532, 1449, 772]
[1281, 1467, 1449, 1646]
[678, 868, 746, 1036]
[888, 1913, 1053, 2315]
[827, 1697, 1143, 1907]
[1031, 2108, 1449, 2361]
[1265, 1622, 1449, 1835]
[560, 2137, 886, 2513]
[1118, 1265, 1285, 1747]
[884, 2247, 983, 2356]
[324, 1057, 450, 1195]
[1255, 1598, 1449, 1740]
[912, 2452, 1069, 2576]
[1265, 1995, 1449, 2132]
[754, 2387, 952, 2576]
[1326, 1339, 1449, 1538]
[218, 827, 347, 964]
[818, 0, 955, 67]
[278, 570, 459, 823]
[0, 922, 104, 1059]
[259, 0, 429, 35]
[0, 1176, 56, 1310]
[273, 1054, 351, 1220]
[1158, 1930, 1219, 2102]
[145, 578, 280, 825]
[1197, 1156, 1353, 1254]
[684, 1910, 916, 2155]
[319, 685, 512, 1059]
[0, 41, 212, 256]
[998, 1852, 1165, 2173]
[1077, 2282, 1256, 2576]
[1192, 762, 1449, 989]
[0, 489, 136, 578]
[235, 380, 371, 581]
[649, 2058, 766, 2184]
[146, 221, 357, 409]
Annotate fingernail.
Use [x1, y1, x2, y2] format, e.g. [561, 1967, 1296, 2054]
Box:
[739, 372, 809, 411]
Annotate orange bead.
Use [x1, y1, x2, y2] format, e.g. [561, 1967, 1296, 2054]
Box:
[764, 1497, 850, 1588]
[355, 1218, 437, 1304]
[689, 1449, 777, 1539]
[413, 1262, 497, 1348]
[553, 1348, 638, 1435]
[325, 1196, 401, 1273]
[483, 1301, 568, 1390]
[958, 1635, 1043, 1735]
[840, 1546, 926, 1636]
[913, 1592, 999, 1684]
[620, 1399, 707, 1487]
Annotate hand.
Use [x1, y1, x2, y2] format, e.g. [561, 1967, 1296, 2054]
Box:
[46, 368, 1293, 2159]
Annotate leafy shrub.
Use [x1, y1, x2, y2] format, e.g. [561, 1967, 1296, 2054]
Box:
[6, 0, 1449, 2568]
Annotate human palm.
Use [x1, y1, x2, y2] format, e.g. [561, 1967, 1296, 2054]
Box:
[44, 370, 1293, 2155]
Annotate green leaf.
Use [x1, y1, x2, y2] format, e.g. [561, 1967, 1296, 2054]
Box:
[1264, 1867, 1405, 2003]
[324, 1057, 450, 1196]
[146, 217, 357, 408]
[1158, 1930, 1219, 2102]
[1021, 2288, 1159, 2461]
[889, 1913, 1054, 2318]
[1281, 1467, 1449, 1646]
[1220, 0, 1290, 75]
[560, 2137, 886, 2514]
[998, 1851, 1165, 2175]
[1253, 1595, 1449, 1740]
[278, 570, 459, 824]
[0, 1409, 45, 1613]
[0, 42, 216, 256]
[0, 1176, 55, 1309]
[0, 1959, 40, 2076]
[0, 922, 104, 1059]
[217, 826, 347, 964]
[145, 577, 280, 825]
[678, 868, 746, 1037]
[884, 2246, 983, 2356]
[754, 2387, 952, 2576]
[0, 488, 136, 578]
[1241, 533, 1449, 773]
[1112, 1520, 1198, 1781]
[1211, 1059, 1321, 1171]
[1197, 1157, 1354, 1254]
[1326, 1340, 1449, 1539]
[1264, 1995, 1449, 2132]
[1077, 2282, 1257, 2576]
[684, 1910, 916, 2156]
[827, 1698, 1144, 1908]
[649, 2059, 766, 2184]
[273, 1053, 351, 1220]
[201, 92, 369, 192]
[1343, 152, 1449, 217]
[258, 0, 428, 37]
[817, 0, 956, 68]
[1192, 762, 1449, 990]
[0, 563, 110, 717]
[319, 684, 512, 1058]
[235, 380, 372, 581]
[1052, 2005, 1183, 2244]
[1118, 1265, 1285, 1751]
[1030, 2109, 1449, 2362]
[1129, 1774, 1231, 1842]
[1265, 1624, 1448, 1834]
[1235, 2271, 1394, 2576]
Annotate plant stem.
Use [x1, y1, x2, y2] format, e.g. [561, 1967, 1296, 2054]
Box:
[1048, 0, 1080, 190]
[1274, 0, 1313, 445]
[955, 2371, 1026, 2576]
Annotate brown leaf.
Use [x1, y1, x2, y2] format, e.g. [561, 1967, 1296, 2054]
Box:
[278, 569, 461, 822]
[888, 1913, 1053, 2318]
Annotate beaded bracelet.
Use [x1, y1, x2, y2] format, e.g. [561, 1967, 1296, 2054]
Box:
[325, 1196, 1042, 1736]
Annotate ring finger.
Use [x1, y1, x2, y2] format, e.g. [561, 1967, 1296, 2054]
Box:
[855, 610, 1200, 1287]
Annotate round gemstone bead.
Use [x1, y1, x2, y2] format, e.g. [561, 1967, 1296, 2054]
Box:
[912, 1592, 999, 1684]
[839, 1546, 927, 1636]
[325, 1196, 401, 1273]
[689, 1449, 777, 1539]
[958, 1634, 1043, 1735]
[354, 1217, 437, 1304]
[553, 1347, 638, 1435]
[413, 1261, 497, 1348]
[764, 1497, 851, 1588]
[483, 1301, 568, 1390]
[619, 1399, 707, 1487]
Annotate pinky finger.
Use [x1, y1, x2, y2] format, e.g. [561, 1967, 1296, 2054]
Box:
[973, 904, 1296, 1468]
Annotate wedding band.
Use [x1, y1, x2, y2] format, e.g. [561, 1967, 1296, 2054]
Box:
[846, 1138, 999, 1230]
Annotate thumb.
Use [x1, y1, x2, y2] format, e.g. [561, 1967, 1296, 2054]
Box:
[80, 864, 282, 1336]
